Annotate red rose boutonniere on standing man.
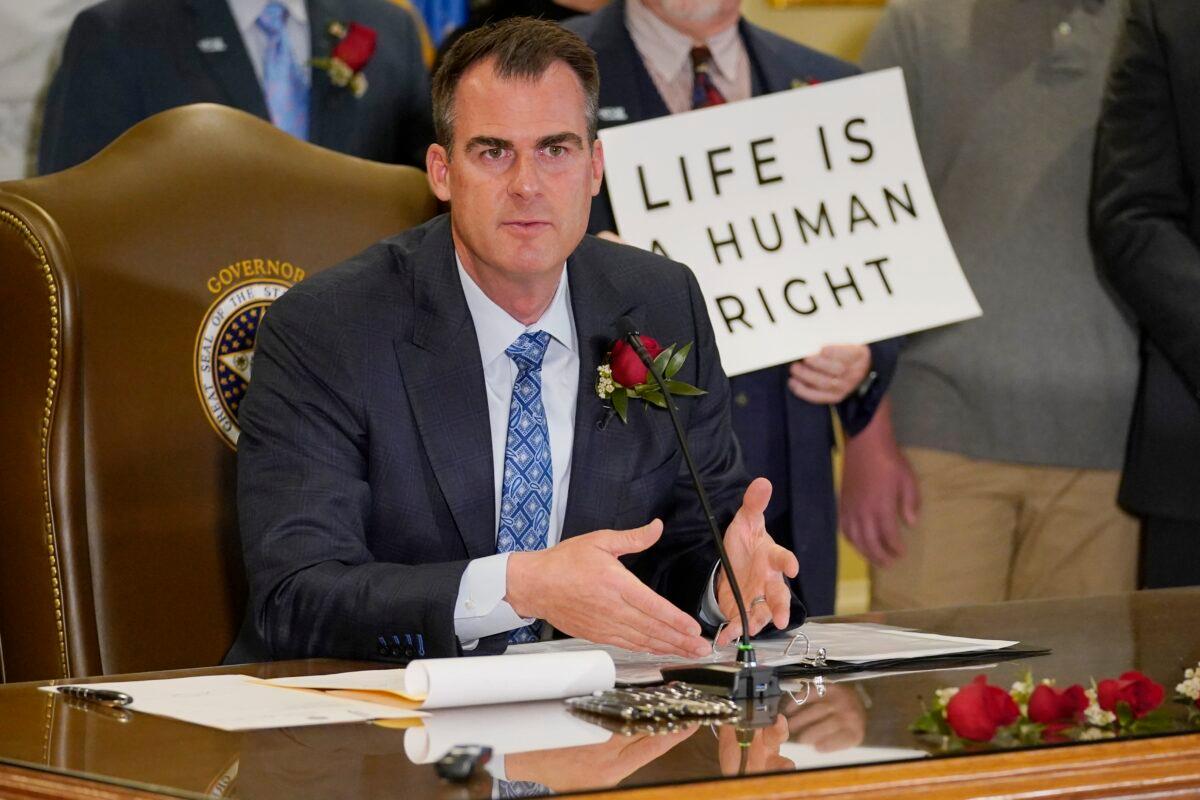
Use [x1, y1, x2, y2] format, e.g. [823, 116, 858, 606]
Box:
[596, 334, 705, 423]
[313, 21, 377, 97]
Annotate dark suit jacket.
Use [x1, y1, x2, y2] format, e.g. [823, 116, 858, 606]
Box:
[1092, 0, 1200, 522]
[566, 3, 899, 614]
[38, 0, 433, 174]
[232, 214, 781, 662]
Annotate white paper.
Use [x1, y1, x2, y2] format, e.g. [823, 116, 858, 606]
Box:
[509, 622, 1016, 684]
[778, 743, 928, 770]
[403, 700, 610, 763]
[268, 650, 616, 709]
[599, 68, 981, 376]
[41, 675, 425, 731]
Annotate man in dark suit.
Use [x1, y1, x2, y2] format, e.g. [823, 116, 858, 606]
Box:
[38, 0, 434, 174]
[232, 17, 801, 662]
[565, 0, 899, 615]
[1092, 0, 1200, 588]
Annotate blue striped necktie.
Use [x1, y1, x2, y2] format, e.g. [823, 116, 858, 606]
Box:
[256, 1, 309, 140]
[497, 331, 553, 644]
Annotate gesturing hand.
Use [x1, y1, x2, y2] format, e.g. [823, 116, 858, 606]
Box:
[715, 478, 800, 646]
[505, 520, 710, 658]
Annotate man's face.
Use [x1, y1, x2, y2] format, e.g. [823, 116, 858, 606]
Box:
[427, 59, 604, 291]
[644, 0, 740, 34]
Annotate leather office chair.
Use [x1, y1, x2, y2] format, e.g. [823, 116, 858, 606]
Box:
[0, 104, 437, 682]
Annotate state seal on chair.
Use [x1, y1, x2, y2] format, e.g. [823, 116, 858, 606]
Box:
[194, 275, 295, 448]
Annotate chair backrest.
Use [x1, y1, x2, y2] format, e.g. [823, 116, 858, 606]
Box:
[0, 104, 437, 682]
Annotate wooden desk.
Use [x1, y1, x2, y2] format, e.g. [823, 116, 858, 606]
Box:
[2, 590, 1199, 799]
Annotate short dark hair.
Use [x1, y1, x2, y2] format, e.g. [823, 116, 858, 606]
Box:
[431, 17, 600, 150]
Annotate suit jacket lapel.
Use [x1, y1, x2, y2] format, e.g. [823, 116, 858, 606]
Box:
[739, 20, 799, 95]
[393, 221, 497, 559]
[305, 0, 350, 150]
[185, 0, 271, 119]
[560, 247, 645, 540]
[592, 0, 671, 127]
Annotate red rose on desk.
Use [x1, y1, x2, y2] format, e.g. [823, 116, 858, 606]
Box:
[1097, 671, 1165, 719]
[333, 22, 376, 72]
[945, 676, 1020, 741]
[610, 336, 663, 387]
[1028, 683, 1087, 728]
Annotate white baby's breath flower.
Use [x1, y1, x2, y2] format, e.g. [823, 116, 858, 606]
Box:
[1084, 703, 1116, 727]
[595, 364, 616, 399]
[934, 687, 958, 708]
[1079, 726, 1114, 741]
[1011, 679, 1032, 697]
[1176, 675, 1200, 701]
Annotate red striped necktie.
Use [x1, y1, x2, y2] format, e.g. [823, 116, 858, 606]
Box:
[690, 46, 727, 109]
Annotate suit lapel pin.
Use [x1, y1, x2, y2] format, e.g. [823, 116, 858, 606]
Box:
[197, 36, 228, 54]
[598, 106, 629, 123]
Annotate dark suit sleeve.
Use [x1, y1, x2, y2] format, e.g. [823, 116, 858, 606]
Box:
[835, 336, 901, 437]
[237, 286, 466, 661]
[1092, 0, 1200, 396]
[38, 7, 144, 175]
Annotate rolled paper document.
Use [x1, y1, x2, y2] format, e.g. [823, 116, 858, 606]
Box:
[407, 650, 616, 709]
[265, 650, 616, 710]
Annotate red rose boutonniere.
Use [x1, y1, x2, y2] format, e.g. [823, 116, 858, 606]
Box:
[596, 335, 705, 423]
[312, 21, 377, 98]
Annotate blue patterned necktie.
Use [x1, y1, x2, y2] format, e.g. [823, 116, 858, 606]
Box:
[256, 1, 309, 141]
[497, 331, 553, 644]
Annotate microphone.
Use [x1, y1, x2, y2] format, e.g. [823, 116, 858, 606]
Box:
[615, 316, 779, 700]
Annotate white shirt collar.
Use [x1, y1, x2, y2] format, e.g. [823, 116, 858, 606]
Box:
[227, 0, 308, 34]
[455, 254, 577, 367]
[625, 0, 741, 83]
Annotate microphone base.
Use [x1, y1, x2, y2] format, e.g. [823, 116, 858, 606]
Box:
[660, 662, 781, 700]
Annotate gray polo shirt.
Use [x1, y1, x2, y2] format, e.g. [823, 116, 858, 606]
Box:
[860, 0, 1137, 470]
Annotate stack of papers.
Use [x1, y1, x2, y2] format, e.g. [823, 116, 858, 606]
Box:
[42, 674, 425, 731]
[509, 621, 1019, 684]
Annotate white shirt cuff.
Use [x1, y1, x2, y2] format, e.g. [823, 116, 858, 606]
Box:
[454, 553, 534, 647]
[699, 562, 725, 626]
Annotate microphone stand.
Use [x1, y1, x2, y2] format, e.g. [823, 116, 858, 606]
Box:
[616, 317, 780, 700]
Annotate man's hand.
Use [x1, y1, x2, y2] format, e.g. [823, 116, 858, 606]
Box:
[780, 685, 866, 753]
[715, 478, 799, 646]
[787, 344, 871, 405]
[506, 726, 697, 791]
[506, 521, 710, 658]
[717, 715, 794, 775]
[840, 399, 919, 568]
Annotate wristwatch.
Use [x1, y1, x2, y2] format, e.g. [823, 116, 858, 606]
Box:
[855, 369, 879, 399]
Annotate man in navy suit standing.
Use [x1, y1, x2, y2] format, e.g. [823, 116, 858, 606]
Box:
[38, 0, 434, 173]
[231, 18, 801, 663]
[565, 0, 899, 616]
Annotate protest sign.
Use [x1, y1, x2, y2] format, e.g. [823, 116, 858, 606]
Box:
[599, 68, 980, 376]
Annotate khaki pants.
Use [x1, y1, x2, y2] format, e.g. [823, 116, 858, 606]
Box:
[870, 448, 1138, 611]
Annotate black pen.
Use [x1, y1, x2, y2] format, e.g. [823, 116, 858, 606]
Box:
[56, 686, 134, 707]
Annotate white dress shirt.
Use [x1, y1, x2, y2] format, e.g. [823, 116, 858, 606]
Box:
[226, 0, 312, 88]
[449, 255, 726, 647]
[453, 257, 579, 644]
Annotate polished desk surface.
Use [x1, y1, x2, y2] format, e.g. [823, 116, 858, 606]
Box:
[2, 590, 1200, 800]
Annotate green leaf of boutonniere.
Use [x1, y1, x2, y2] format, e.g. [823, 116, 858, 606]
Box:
[611, 387, 629, 423]
[665, 342, 692, 379]
[665, 380, 706, 396]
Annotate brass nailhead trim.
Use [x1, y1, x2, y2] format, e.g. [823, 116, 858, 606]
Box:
[1, 209, 69, 679]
